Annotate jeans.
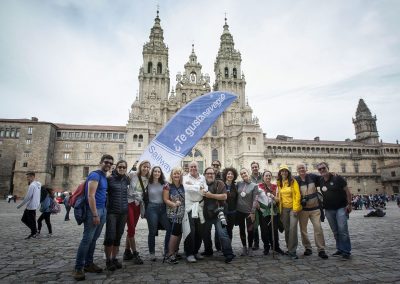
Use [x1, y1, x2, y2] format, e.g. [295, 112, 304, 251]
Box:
[64, 205, 71, 220]
[37, 212, 52, 234]
[203, 217, 234, 258]
[146, 202, 171, 254]
[259, 213, 281, 252]
[325, 207, 351, 255]
[75, 207, 106, 270]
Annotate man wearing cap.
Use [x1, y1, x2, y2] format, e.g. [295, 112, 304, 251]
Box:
[17, 172, 41, 239]
[317, 162, 352, 260]
[294, 163, 328, 259]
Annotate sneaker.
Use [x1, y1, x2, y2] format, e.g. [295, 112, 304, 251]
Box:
[47, 233, 52, 238]
[288, 252, 298, 260]
[165, 255, 179, 264]
[195, 253, 204, 260]
[241, 247, 248, 256]
[252, 245, 260, 251]
[112, 258, 122, 269]
[25, 234, 37, 240]
[304, 249, 312, 256]
[332, 251, 342, 257]
[263, 249, 269, 256]
[318, 251, 328, 259]
[72, 269, 85, 281]
[106, 260, 116, 271]
[186, 255, 197, 263]
[123, 250, 133, 261]
[149, 253, 156, 262]
[342, 254, 350, 260]
[132, 251, 144, 265]
[225, 254, 235, 263]
[64, 218, 70, 221]
[274, 248, 285, 255]
[175, 253, 183, 260]
[84, 263, 103, 273]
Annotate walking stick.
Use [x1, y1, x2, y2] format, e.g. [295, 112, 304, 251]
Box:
[163, 206, 179, 263]
[269, 193, 277, 259]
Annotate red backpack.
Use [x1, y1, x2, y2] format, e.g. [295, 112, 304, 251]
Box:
[69, 182, 86, 208]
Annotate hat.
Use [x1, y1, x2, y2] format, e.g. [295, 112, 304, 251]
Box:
[26, 171, 35, 176]
[278, 165, 289, 172]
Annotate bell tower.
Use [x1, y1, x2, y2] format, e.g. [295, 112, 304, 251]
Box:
[352, 98, 379, 144]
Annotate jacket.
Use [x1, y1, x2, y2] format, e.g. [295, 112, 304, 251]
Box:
[278, 178, 302, 213]
[107, 171, 129, 214]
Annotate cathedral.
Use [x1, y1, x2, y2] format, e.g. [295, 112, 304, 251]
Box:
[0, 11, 399, 197]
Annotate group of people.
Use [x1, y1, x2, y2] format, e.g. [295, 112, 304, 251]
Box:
[15, 156, 354, 282]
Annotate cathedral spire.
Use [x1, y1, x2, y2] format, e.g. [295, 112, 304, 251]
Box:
[353, 98, 379, 144]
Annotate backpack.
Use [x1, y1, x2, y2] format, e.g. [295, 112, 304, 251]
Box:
[50, 198, 61, 214]
[69, 182, 87, 225]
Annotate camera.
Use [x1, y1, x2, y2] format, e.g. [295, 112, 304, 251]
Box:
[301, 196, 309, 206]
[214, 207, 227, 227]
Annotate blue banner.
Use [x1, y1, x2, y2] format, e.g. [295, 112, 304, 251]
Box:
[139, 91, 237, 175]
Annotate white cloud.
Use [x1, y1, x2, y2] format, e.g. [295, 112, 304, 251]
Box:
[1, 0, 399, 142]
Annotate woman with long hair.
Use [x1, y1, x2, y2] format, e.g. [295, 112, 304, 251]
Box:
[103, 160, 129, 271]
[257, 170, 284, 255]
[124, 160, 151, 264]
[163, 167, 185, 264]
[145, 166, 171, 261]
[236, 168, 258, 256]
[222, 167, 239, 241]
[277, 165, 301, 259]
[37, 186, 54, 237]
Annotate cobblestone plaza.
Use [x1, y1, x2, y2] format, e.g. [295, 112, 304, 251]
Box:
[0, 200, 399, 283]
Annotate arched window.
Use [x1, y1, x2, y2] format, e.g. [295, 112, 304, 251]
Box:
[147, 62, 153, 73]
[212, 149, 218, 162]
[247, 137, 251, 145]
[252, 138, 256, 145]
[233, 68, 237, 79]
[133, 134, 138, 142]
[224, 67, 229, 78]
[211, 126, 218, 136]
[157, 62, 162, 74]
[138, 134, 143, 142]
[182, 93, 186, 102]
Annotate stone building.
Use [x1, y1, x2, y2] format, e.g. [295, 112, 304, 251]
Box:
[0, 11, 399, 197]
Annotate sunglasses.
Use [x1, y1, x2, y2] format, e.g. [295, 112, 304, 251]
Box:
[103, 161, 113, 166]
[317, 167, 326, 172]
[117, 166, 127, 169]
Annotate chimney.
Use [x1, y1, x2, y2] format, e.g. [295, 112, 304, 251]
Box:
[31, 117, 38, 122]
[314, 136, 320, 142]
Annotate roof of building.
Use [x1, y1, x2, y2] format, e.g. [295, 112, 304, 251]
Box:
[264, 137, 400, 147]
[55, 123, 126, 132]
[379, 162, 400, 169]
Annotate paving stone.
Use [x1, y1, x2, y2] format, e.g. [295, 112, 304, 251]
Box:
[1, 200, 400, 282]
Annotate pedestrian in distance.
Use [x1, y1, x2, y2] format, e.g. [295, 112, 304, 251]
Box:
[37, 186, 54, 238]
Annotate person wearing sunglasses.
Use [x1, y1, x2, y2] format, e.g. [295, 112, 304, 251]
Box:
[73, 154, 114, 281]
[317, 162, 352, 260]
[103, 160, 129, 271]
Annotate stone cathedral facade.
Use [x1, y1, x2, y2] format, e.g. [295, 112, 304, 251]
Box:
[0, 12, 399, 197]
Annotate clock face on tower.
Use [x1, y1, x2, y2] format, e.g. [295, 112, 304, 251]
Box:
[190, 72, 196, 83]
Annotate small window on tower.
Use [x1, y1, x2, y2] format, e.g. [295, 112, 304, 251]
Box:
[147, 62, 153, 73]
[233, 68, 237, 79]
[224, 67, 229, 78]
[157, 62, 162, 74]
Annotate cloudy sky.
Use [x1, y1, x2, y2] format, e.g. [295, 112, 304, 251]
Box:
[1, 0, 399, 143]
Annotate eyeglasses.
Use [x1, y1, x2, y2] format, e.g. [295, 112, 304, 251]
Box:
[317, 167, 326, 172]
[212, 164, 220, 167]
[205, 172, 215, 175]
[117, 166, 127, 169]
[103, 161, 113, 166]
